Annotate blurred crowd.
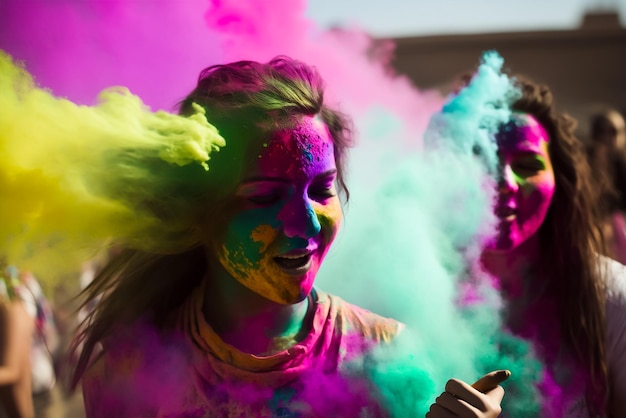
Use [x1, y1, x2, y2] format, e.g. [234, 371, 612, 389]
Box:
[0, 252, 116, 418]
[586, 109, 626, 264]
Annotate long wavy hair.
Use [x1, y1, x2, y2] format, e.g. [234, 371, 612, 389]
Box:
[71, 56, 354, 387]
[512, 77, 608, 412]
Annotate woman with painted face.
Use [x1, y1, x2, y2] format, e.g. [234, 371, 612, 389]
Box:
[430, 76, 626, 417]
[70, 57, 506, 417]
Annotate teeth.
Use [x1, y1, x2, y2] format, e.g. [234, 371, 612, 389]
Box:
[274, 254, 311, 271]
[497, 209, 515, 217]
[277, 254, 309, 260]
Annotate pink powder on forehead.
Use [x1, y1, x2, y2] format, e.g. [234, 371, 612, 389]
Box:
[498, 114, 550, 151]
[257, 120, 334, 180]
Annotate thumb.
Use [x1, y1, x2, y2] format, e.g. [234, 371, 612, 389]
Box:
[471, 370, 511, 393]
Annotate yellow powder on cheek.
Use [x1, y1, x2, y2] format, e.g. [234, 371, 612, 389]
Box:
[250, 224, 278, 252]
[248, 262, 300, 304]
[218, 240, 297, 302]
[223, 250, 300, 304]
[218, 245, 256, 279]
[314, 199, 343, 232]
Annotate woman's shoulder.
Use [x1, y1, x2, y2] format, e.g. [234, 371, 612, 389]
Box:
[317, 290, 403, 345]
[595, 256, 626, 415]
[596, 255, 626, 304]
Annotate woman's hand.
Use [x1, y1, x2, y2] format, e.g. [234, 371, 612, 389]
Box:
[426, 370, 510, 418]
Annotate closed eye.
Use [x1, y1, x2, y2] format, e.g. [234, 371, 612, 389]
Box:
[308, 172, 337, 201]
[309, 185, 336, 201]
[511, 156, 546, 175]
[246, 193, 283, 205]
[237, 182, 286, 206]
[513, 164, 545, 174]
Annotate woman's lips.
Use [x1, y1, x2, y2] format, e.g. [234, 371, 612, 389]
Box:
[273, 251, 314, 275]
[495, 206, 516, 221]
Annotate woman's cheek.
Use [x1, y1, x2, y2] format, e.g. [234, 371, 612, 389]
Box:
[251, 224, 280, 252]
[315, 199, 343, 244]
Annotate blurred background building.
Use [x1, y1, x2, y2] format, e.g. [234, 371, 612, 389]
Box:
[391, 10, 626, 139]
[308, 0, 626, 140]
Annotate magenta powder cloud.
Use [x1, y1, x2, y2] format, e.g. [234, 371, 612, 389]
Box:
[0, 0, 438, 140]
[0, 0, 223, 110]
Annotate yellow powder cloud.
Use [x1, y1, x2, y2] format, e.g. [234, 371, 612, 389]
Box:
[0, 51, 225, 279]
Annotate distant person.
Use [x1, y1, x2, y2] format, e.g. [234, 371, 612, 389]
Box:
[587, 109, 626, 263]
[0, 263, 35, 418]
[12, 269, 59, 416]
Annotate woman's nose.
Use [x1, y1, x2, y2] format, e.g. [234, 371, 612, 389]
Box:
[278, 196, 322, 239]
[498, 164, 518, 194]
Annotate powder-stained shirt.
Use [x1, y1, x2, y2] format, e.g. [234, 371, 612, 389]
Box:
[82, 286, 402, 417]
[603, 257, 626, 417]
[512, 256, 626, 418]
[553, 257, 626, 418]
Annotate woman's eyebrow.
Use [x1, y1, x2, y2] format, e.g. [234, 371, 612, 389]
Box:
[314, 169, 338, 179]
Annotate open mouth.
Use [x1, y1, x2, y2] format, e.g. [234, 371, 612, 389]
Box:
[496, 207, 516, 221]
[273, 253, 312, 273]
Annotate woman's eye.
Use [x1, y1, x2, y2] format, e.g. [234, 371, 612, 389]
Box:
[246, 193, 282, 205]
[309, 185, 336, 200]
[512, 159, 545, 173]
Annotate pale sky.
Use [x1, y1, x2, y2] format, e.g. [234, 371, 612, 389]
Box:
[305, 0, 626, 37]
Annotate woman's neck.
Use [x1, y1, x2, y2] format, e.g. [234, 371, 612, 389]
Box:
[480, 233, 542, 298]
[202, 258, 311, 356]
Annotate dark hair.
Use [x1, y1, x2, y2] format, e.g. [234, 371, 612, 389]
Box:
[71, 56, 354, 387]
[512, 77, 607, 412]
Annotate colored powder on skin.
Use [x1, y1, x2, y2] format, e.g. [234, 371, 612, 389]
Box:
[218, 205, 298, 302]
[251, 225, 276, 253]
[0, 51, 225, 281]
[1, 1, 543, 415]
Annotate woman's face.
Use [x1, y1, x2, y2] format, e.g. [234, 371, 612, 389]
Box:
[486, 113, 556, 252]
[212, 115, 342, 304]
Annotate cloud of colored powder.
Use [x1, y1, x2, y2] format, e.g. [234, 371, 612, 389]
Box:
[319, 51, 541, 415]
[0, 0, 542, 415]
[0, 51, 224, 277]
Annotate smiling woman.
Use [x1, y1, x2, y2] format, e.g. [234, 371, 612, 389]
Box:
[487, 113, 556, 252]
[69, 56, 507, 417]
[433, 74, 626, 417]
[58, 57, 387, 417]
[68, 57, 508, 418]
[211, 116, 341, 306]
